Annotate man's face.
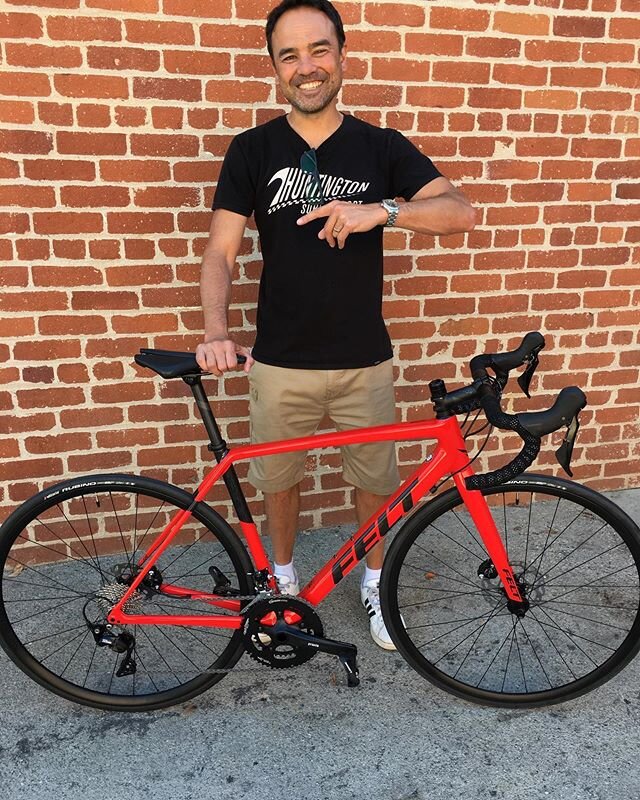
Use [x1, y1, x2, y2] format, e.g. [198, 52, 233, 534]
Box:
[270, 7, 346, 115]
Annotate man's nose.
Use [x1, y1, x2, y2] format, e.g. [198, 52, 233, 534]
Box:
[297, 53, 316, 74]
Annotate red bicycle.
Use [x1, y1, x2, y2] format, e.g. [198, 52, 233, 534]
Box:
[1, 333, 639, 711]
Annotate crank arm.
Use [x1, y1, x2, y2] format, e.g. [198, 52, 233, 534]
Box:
[273, 623, 360, 687]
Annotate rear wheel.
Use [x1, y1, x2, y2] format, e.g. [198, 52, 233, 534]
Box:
[381, 474, 640, 706]
[0, 474, 254, 711]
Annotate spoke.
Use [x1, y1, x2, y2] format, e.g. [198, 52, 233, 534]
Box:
[11, 593, 85, 625]
[60, 627, 92, 678]
[109, 492, 132, 571]
[24, 622, 88, 646]
[531, 495, 561, 579]
[530, 520, 612, 589]
[513, 624, 528, 694]
[81, 494, 106, 584]
[0, 575, 87, 596]
[164, 546, 228, 585]
[540, 553, 636, 602]
[399, 588, 488, 610]
[537, 603, 632, 633]
[82, 641, 99, 689]
[401, 560, 483, 593]
[4, 592, 87, 603]
[27, 515, 104, 581]
[58, 504, 104, 578]
[529, 606, 612, 659]
[447, 599, 509, 679]
[433, 511, 487, 560]
[515, 617, 554, 689]
[407, 540, 486, 594]
[37, 627, 88, 665]
[476, 618, 520, 688]
[10, 535, 103, 583]
[501, 620, 518, 692]
[432, 604, 508, 677]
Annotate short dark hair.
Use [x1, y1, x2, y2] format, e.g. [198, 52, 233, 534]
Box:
[265, 0, 346, 60]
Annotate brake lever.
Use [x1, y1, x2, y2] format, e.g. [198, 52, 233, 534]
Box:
[555, 413, 580, 477]
[517, 351, 540, 398]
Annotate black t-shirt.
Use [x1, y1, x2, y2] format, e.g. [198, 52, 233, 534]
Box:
[213, 113, 441, 369]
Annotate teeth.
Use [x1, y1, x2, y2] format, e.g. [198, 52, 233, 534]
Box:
[299, 81, 322, 90]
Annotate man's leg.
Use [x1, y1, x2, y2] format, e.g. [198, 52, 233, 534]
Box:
[354, 487, 390, 570]
[264, 483, 300, 566]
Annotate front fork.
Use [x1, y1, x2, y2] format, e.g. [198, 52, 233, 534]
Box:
[453, 472, 527, 610]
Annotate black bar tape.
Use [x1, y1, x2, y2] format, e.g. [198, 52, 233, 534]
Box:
[464, 391, 541, 491]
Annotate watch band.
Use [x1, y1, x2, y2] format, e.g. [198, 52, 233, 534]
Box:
[381, 198, 399, 227]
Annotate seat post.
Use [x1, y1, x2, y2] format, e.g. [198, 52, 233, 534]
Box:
[182, 375, 254, 524]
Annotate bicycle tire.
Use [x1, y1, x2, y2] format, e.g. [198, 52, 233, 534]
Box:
[0, 474, 254, 711]
[381, 474, 640, 707]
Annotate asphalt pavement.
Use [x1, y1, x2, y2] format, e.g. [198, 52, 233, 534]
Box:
[1, 488, 639, 800]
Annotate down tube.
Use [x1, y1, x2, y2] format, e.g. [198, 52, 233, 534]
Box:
[301, 446, 453, 606]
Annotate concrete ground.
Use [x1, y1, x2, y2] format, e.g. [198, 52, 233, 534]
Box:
[1, 488, 639, 800]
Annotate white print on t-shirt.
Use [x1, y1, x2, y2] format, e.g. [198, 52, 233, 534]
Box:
[267, 167, 371, 214]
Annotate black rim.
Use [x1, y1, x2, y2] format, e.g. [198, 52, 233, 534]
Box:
[0, 478, 250, 708]
[384, 479, 640, 705]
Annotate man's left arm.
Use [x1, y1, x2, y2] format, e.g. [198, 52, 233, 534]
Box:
[297, 177, 476, 249]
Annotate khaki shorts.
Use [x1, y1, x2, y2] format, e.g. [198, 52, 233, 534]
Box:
[247, 360, 400, 496]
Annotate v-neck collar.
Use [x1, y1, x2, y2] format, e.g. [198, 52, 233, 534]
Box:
[281, 112, 348, 152]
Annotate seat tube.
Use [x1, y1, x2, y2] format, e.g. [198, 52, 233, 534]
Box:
[183, 376, 253, 525]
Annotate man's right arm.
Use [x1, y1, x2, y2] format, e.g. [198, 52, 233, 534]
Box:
[196, 209, 254, 376]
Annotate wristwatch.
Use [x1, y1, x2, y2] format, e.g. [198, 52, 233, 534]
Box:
[381, 198, 399, 227]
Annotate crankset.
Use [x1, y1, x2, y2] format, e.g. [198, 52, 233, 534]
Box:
[243, 597, 360, 687]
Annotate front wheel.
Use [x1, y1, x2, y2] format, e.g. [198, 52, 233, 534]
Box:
[0, 474, 254, 711]
[381, 474, 640, 707]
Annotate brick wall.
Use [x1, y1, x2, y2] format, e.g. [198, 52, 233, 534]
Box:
[1, 0, 639, 531]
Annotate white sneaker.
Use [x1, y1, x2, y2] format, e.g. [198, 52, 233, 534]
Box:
[275, 572, 299, 596]
[361, 579, 396, 651]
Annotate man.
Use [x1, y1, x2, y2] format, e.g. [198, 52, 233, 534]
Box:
[196, 0, 475, 650]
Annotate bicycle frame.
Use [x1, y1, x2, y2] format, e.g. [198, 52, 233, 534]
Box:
[107, 413, 524, 630]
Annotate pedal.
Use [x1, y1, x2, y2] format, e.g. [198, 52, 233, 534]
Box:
[272, 623, 360, 687]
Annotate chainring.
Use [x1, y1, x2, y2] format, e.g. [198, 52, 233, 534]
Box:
[243, 596, 324, 669]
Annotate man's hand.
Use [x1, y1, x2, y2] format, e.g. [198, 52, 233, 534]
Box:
[195, 338, 254, 377]
[297, 201, 387, 249]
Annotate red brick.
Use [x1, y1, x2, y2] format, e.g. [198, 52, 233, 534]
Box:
[105, 264, 173, 286]
[57, 132, 126, 155]
[47, 15, 122, 41]
[99, 159, 170, 182]
[0, 212, 29, 234]
[107, 212, 174, 234]
[130, 133, 199, 157]
[16, 387, 85, 409]
[52, 240, 85, 259]
[431, 7, 489, 31]
[554, 16, 606, 37]
[91, 382, 156, 405]
[494, 12, 550, 36]
[133, 187, 199, 207]
[525, 41, 580, 62]
[342, 84, 403, 107]
[406, 86, 465, 108]
[525, 90, 578, 110]
[25, 432, 91, 455]
[432, 61, 490, 85]
[86, 0, 158, 11]
[0, 12, 43, 38]
[0, 71, 51, 97]
[24, 158, 95, 181]
[610, 17, 640, 40]
[76, 103, 111, 128]
[125, 19, 194, 45]
[200, 23, 265, 49]
[371, 58, 429, 83]
[6, 43, 82, 68]
[550, 67, 603, 87]
[469, 88, 522, 109]
[164, 50, 230, 75]
[164, 0, 231, 16]
[0, 100, 34, 124]
[0, 129, 52, 154]
[583, 43, 636, 63]
[60, 185, 130, 207]
[516, 137, 569, 157]
[205, 81, 271, 104]
[405, 33, 463, 57]
[582, 91, 632, 111]
[365, 3, 425, 26]
[111, 314, 178, 334]
[54, 74, 128, 99]
[493, 64, 548, 86]
[39, 315, 108, 335]
[0, 185, 55, 207]
[72, 291, 138, 310]
[607, 68, 640, 90]
[347, 30, 401, 52]
[0, 458, 64, 483]
[33, 212, 103, 235]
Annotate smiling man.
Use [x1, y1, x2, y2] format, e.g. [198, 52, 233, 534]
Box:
[196, 0, 475, 650]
